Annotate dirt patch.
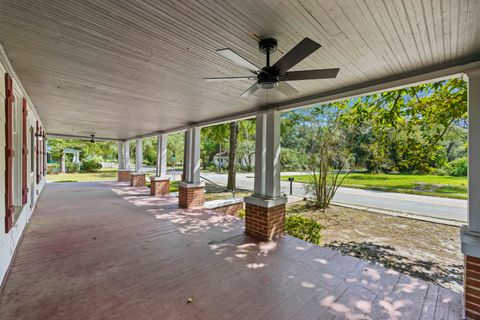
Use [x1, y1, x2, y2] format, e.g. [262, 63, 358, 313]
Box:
[287, 201, 463, 292]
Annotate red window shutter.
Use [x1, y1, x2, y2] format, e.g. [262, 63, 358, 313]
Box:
[43, 130, 46, 176]
[21, 98, 28, 205]
[36, 121, 39, 184]
[5, 74, 14, 232]
[39, 126, 42, 178]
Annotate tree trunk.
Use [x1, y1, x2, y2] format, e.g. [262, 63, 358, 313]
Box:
[227, 121, 239, 191]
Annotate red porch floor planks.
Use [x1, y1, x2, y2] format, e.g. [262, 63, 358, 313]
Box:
[0, 181, 463, 320]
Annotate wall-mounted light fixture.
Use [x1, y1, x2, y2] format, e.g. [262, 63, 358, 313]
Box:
[35, 131, 46, 141]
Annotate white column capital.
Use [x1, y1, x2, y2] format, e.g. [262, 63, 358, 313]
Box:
[464, 68, 480, 79]
[462, 226, 480, 258]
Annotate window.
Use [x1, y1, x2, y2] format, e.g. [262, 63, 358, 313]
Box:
[12, 91, 22, 207]
[30, 127, 34, 173]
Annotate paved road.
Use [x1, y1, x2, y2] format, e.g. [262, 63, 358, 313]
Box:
[200, 171, 467, 223]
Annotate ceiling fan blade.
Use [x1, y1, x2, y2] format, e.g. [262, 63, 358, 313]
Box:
[272, 38, 321, 74]
[280, 68, 340, 81]
[216, 49, 260, 73]
[276, 82, 299, 97]
[204, 76, 257, 82]
[240, 82, 259, 98]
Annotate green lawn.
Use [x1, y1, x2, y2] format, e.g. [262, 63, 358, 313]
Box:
[281, 173, 467, 199]
[48, 170, 180, 192]
[47, 169, 118, 182]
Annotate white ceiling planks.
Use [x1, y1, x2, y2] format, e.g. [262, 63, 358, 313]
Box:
[0, 0, 478, 139]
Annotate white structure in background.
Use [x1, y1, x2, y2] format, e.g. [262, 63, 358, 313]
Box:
[213, 152, 254, 169]
[59, 148, 81, 173]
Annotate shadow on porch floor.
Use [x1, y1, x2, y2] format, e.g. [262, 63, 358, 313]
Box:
[0, 181, 462, 320]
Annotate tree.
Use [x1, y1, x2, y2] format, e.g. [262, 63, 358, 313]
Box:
[47, 138, 117, 163]
[143, 137, 157, 166]
[280, 78, 467, 175]
[301, 105, 352, 209]
[339, 78, 467, 173]
[167, 132, 184, 168]
[227, 121, 239, 191]
[201, 124, 228, 170]
[236, 119, 256, 171]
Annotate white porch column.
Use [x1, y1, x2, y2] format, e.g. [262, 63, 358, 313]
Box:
[118, 141, 132, 182]
[466, 69, 480, 234]
[183, 127, 201, 184]
[253, 112, 267, 196]
[179, 127, 204, 208]
[150, 134, 170, 196]
[156, 134, 168, 177]
[265, 110, 282, 198]
[135, 138, 143, 172]
[462, 69, 480, 248]
[124, 141, 130, 170]
[72, 152, 79, 164]
[244, 110, 287, 240]
[461, 69, 480, 319]
[117, 141, 124, 170]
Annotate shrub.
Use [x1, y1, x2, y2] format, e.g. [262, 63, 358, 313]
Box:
[285, 215, 323, 245]
[281, 148, 306, 171]
[207, 164, 220, 172]
[434, 167, 448, 176]
[47, 163, 60, 174]
[81, 159, 102, 173]
[445, 157, 467, 176]
[66, 162, 81, 173]
[237, 209, 245, 219]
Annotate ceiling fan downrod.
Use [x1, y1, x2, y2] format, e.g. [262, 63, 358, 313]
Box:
[258, 38, 279, 89]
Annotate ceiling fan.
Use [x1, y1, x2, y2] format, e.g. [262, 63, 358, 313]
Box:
[204, 37, 339, 98]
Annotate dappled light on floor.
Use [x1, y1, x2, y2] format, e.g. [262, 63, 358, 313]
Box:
[0, 182, 463, 320]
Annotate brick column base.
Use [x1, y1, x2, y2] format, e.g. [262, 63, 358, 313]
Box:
[130, 173, 146, 187]
[179, 182, 204, 208]
[118, 170, 131, 182]
[465, 256, 480, 319]
[150, 177, 170, 196]
[244, 196, 288, 241]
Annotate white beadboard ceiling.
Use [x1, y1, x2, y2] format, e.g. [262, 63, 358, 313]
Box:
[0, 0, 479, 140]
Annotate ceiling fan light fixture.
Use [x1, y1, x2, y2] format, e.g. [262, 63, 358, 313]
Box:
[257, 66, 279, 89]
[258, 80, 278, 90]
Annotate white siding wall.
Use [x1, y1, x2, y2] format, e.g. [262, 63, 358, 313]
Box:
[0, 47, 46, 286]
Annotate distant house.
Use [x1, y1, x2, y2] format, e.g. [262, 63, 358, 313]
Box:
[213, 152, 254, 168]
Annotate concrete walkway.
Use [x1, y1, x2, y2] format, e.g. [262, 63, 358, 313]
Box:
[0, 182, 462, 319]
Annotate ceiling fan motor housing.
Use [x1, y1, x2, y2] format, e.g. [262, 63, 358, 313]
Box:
[259, 38, 277, 54]
[257, 66, 279, 89]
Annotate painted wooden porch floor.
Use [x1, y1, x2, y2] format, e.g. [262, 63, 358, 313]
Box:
[0, 182, 462, 320]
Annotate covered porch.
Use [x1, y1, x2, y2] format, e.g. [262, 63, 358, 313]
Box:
[0, 0, 479, 318]
[0, 181, 462, 319]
